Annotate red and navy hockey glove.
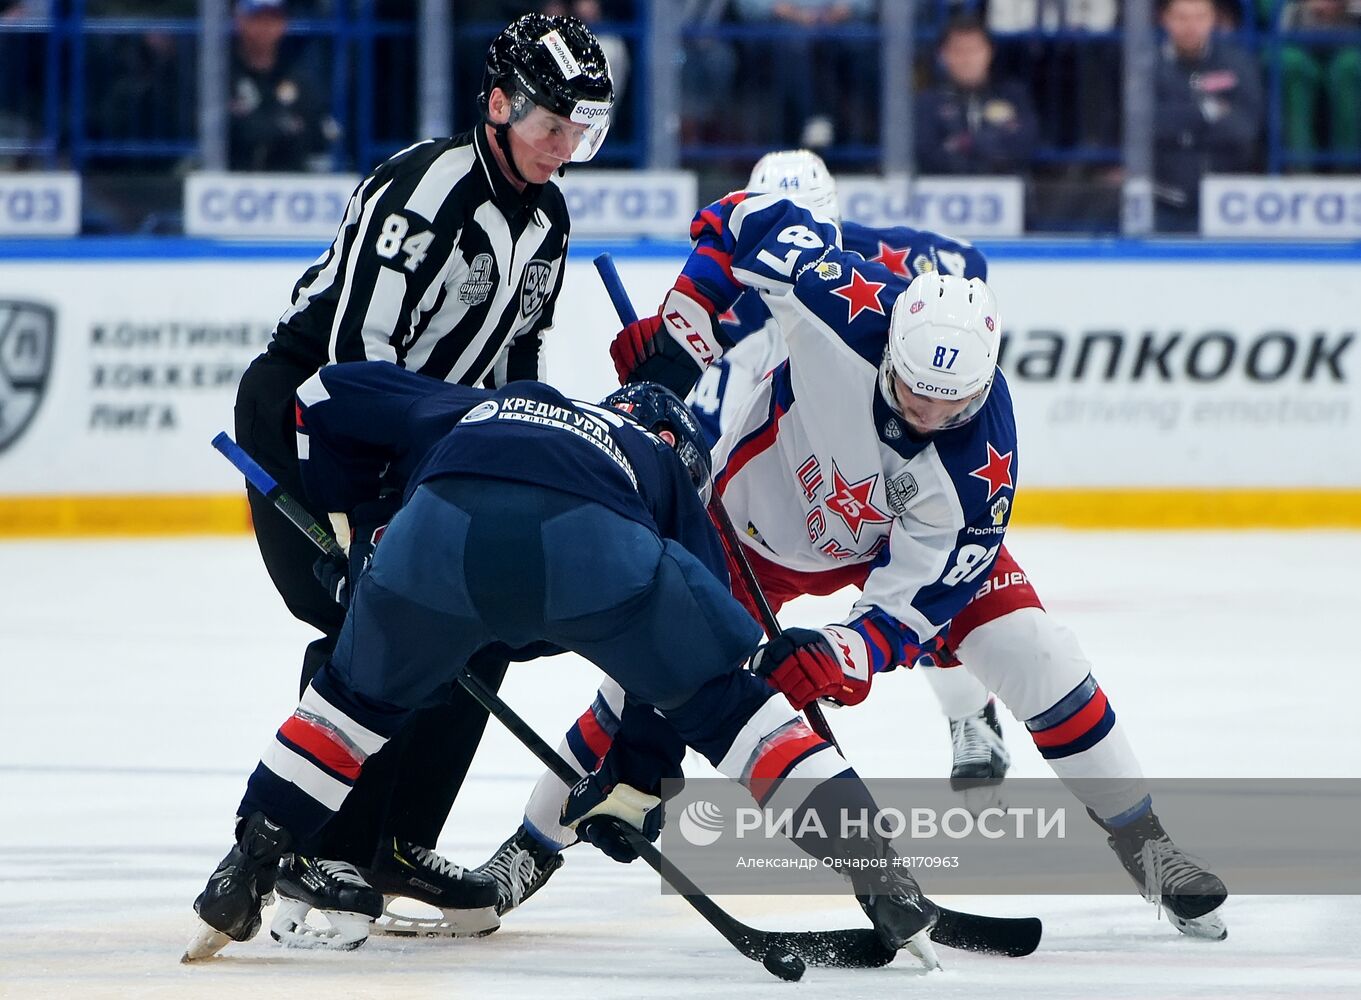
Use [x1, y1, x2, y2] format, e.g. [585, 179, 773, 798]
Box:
[751, 627, 846, 711]
[607, 287, 727, 395]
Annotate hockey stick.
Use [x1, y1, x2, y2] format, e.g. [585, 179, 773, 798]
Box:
[454, 668, 900, 977]
[208, 431, 875, 975]
[214, 417, 1041, 961]
[592, 254, 1042, 960]
[212, 431, 342, 557]
[592, 252, 840, 751]
[706, 490, 842, 752]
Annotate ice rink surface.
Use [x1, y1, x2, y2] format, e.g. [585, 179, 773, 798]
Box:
[3, 530, 1360, 999]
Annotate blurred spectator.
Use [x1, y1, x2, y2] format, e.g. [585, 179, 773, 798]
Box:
[230, 0, 337, 171]
[1154, 0, 1263, 231]
[985, 0, 1121, 149]
[89, 29, 194, 153]
[915, 14, 1039, 174]
[733, 0, 878, 151]
[986, 0, 1118, 32]
[679, 0, 740, 146]
[1273, 0, 1361, 166]
[734, 0, 873, 24]
[0, 0, 51, 155]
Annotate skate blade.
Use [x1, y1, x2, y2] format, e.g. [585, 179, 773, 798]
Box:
[371, 897, 500, 939]
[268, 898, 373, 951]
[904, 927, 943, 971]
[1170, 907, 1228, 941]
[181, 920, 233, 963]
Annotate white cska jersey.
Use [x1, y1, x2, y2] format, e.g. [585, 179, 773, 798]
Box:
[666, 191, 1018, 675]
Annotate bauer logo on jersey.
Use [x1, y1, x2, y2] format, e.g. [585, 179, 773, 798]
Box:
[0, 300, 55, 454]
[459, 253, 495, 306]
[520, 260, 553, 318]
[885, 470, 919, 515]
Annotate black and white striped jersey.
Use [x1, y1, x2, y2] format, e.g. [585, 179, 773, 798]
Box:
[267, 125, 570, 388]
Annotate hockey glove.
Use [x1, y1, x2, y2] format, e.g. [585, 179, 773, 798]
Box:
[608, 287, 726, 396]
[561, 740, 680, 864]
[750, 627, 847, 711]
[311, 496, 398, 608]
[752, 623, 910, 709]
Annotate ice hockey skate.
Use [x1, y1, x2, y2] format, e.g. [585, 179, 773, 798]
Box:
[365, 837, 500, 938]
[857, 867, 942, 971]
[476, 824, 565, 919]
[268, 854, 383, 950]
[1094, 808, 1229, 940]
[183, 812, 292, 962]
[949, 697, 1010, 813]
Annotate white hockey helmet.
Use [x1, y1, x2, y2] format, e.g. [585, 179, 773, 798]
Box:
[747, 149, 840, 223]
[881, 272, 1000, 433]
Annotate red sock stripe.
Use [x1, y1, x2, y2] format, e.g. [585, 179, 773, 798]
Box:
[1031, 687, 1110, 749]
[576, 706, 613, 760]
[747, 723, 827, 789]
[278, 714, 363, 780]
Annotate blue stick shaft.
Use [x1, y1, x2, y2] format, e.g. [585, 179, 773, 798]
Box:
[212, 431, 341, 556]
[589, 254, 842, 751]
[593, 252, 639, 324]
[212, 430, 280, 497]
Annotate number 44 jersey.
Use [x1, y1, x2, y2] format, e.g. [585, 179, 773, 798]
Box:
[687, 192, 1019, 663]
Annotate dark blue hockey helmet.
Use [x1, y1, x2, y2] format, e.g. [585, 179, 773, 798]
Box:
[602, 382, 713, 504]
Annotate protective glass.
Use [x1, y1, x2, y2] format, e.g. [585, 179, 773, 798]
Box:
[507, 91, 611, 164]
[676, 438, 714, 507]
[882, 366, 992, 435]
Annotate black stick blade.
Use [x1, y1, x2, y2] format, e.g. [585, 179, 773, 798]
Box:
[930, 908, 1042, 957]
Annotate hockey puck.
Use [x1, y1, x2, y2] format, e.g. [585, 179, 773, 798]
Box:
[761, 946, 805, 982]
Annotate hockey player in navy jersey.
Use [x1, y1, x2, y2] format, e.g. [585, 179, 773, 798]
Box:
[684, 150, 1009, 806]
[490, 190, 1227, 941]
[184, 364, 943, 967]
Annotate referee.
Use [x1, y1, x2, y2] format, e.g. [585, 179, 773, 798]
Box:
[232, 12, 613, 947]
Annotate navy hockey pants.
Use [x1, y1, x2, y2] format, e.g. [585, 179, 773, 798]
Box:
[237, 475, 767, 838]
[330, 476, 761, 713]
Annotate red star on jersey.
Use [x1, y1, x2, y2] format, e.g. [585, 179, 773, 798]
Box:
[870, 241, 910, 277]
[830, 270, 887, 323]
[969, 443, 1014, 501]
[717, 307, 740, 325]
[825, 460, 893, 542]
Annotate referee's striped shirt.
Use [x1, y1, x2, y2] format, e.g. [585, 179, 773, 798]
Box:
[268, 125, 571, 388]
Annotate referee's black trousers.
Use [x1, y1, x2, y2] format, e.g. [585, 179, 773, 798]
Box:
[233, 350, 507, 864]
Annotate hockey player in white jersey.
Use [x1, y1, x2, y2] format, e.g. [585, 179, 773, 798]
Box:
[480, 192, 1228, 942]
[687, 149, 1009, 803]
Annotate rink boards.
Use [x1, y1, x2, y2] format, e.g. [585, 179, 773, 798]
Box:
[0, 239, 1357, 535]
